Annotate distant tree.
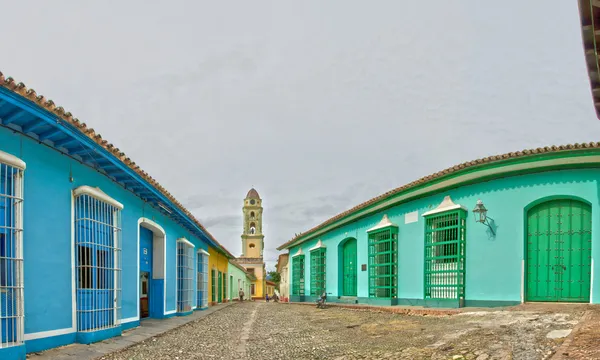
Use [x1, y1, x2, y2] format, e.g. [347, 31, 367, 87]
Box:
[267, 271, 281, 289]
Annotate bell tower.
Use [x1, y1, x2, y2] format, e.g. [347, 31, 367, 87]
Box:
[242, 188, 264, 258]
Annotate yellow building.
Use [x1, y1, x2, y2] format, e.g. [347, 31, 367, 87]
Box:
[265, 280, 276, 298]
[232, 188, 267, 299]
[208, 245, 232, 305]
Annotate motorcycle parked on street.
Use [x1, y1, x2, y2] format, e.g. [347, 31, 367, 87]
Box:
[316, 292, 329, 309]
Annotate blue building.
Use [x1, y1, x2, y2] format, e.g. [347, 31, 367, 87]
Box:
[0, 72, 234, 359]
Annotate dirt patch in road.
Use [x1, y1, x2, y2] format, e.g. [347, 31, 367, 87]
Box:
[254, 303, 594, 359]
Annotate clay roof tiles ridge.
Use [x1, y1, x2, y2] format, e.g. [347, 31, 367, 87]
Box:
[0, 71, 234, 259]
[277, 142, 600, 250]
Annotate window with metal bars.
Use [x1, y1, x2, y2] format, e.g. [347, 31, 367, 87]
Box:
[0, 161, 24, 348]
[197, 251, 208, 308]
[177, 240, 194, 312]
[424, 209, 466, 301]
[368, 228, 398, 298]
[310, 248, 326, 296]
[74, 188, 122, 332]
[291, 255, 305, 296]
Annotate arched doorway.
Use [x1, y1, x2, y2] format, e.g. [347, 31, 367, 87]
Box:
[340, 238, 357, 296]
[526, 199, 592, 302]
[138, 218, 166, 318]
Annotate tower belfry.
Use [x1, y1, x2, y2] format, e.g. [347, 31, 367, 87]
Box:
[233, 187, 266, 299]
[242, 188, 264, 258]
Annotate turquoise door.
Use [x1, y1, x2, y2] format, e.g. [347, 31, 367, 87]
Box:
[342, 239, 357, 296]
[527, 199, 592, 302]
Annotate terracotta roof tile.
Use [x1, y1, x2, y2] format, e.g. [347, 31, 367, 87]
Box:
[277, 143, 600, 250]
[0, 70, 234, 259]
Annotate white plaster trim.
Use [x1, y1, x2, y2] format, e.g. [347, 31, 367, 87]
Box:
[198, 249, 210, 256]
[591, 258, 594, 303]
[422, 195, 467, 217]
[291, 248, 304, 257]
[121, 317, 139, 324]
[0, 149, 26, 170]
[521, 259, 525, 303]
[287, 155, 600, 248]
[70, 192, 76, 331]
[367, 214, 398, 232]
[309, 240, 326, 251]
[24, 327, 75, 341]
[164, 310, 176, 315]
[139, 218, 166, 237]
[73, 185, 124, 210]
[137, 217, 167, 318]
[177, 238, 195, 248]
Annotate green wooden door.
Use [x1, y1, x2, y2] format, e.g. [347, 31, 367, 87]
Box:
[218, 271, 222, 303]
[342, 239, 357, 296]
[527, 199, 592, 302]
[211, 270, 216, 302]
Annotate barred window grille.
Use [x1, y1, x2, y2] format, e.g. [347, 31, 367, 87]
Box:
[177, 240, 194, 312]
[368, 228, 398, 298]
[196, 252, 208, 308]
[0, 162, 24, 348]
[74, 190, 122, 332]
[310, 248, 326, 296]
[424, 210, 466, 300]
[291, 255, 305, 296]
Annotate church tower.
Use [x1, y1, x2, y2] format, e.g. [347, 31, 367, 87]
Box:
[241, 188, 264, 258]
[233, 188, 266, 299]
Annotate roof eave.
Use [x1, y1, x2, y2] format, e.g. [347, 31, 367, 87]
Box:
[278, 147, 600, 250]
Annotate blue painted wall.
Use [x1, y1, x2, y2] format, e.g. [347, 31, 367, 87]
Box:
[289, 169, 600, 305]
[0, 126, 210, 348]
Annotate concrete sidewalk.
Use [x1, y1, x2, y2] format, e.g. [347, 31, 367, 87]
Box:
[28, 303, 235, 360]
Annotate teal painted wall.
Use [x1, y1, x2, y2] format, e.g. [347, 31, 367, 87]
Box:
[0, 126, 210, 340]
[228, 263, 247, 300]
[289, 169, 600, 305]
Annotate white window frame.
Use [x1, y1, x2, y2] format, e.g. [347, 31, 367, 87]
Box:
[73, 185, 123, 333]
[0, 152, 25, 348]
[197, 249, 209, 308]
[177, 239, 194, 313]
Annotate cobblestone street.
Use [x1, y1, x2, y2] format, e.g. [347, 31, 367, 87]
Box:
[95, 302, 600, 360]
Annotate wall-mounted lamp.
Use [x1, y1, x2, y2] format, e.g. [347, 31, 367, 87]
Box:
[472, 199, 495, 235]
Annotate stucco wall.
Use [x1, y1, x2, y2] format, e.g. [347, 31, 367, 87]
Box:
[0, 126, 210, 347]
[288, 168, 600, 305]
[208, 246, 229, 304]
[228, 263, 247, 300]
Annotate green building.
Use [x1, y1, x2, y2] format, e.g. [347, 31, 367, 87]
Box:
[278, 145, 600, 307]
[228, 260, 253, 300]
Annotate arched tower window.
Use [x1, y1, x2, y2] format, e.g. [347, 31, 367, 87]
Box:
[249, 243, 255, 248]
[250, 211, 255, 219]
[250, 227, 256, 234]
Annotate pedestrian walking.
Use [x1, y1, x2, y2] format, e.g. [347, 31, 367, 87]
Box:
[239, 288, 244, 301]
[266, 294, 269, 302]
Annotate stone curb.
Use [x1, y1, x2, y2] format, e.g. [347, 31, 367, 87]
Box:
[550, 310, 592, 360]
[285, 301, 460, 316]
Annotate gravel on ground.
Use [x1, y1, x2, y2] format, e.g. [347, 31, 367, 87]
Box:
[98, 301, 599, 360]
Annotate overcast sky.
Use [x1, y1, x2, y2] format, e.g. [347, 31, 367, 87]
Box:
[2, 1, 600, 270]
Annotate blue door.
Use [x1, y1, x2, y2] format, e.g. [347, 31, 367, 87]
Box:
[140, 227, 153, 318]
